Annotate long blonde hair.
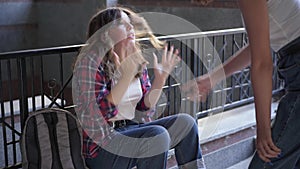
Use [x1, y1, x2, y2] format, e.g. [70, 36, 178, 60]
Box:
[87, 7, 164, 80]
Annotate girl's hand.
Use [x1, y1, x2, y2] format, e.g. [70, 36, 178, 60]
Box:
[153, 45, 181, 81]
[113, 51, 147, 81]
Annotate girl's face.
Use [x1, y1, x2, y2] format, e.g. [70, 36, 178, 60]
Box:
[108, 11, 135, 46]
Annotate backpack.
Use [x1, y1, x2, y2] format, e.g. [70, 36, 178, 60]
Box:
[21, 108, 87, 169]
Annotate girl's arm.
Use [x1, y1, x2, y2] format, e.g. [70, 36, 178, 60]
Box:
[106, 52, 143, 105]
[144, 46, 180, 108]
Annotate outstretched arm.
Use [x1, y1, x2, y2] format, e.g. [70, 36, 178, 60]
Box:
[184, 44, 251, 101]
[199, 44, 251, 93]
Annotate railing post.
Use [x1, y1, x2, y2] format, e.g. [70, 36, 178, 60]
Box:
[17, 57, 29, 131]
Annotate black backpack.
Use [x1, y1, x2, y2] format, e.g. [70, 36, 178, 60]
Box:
[21, 108, 87, 169]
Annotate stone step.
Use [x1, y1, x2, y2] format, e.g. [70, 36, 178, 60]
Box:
[203, 137, 254, 169]
[226, 156, 252, 169]
[167, 137, 255, 169]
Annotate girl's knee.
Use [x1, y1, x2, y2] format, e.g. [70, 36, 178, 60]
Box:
[146, 125, 170, 140]
[146, 126, 171, 154]
[151, 125, 169, 134]
[177, 113, 197, 126]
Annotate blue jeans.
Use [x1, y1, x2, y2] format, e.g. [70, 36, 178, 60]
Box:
[249, 37, 300, 169]
[85, 114, 205, 169]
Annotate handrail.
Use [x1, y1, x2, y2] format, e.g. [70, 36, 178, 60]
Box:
[0, 44, 86, 59]
[140, 27, 246, 41]
[0, 28, 246, 58]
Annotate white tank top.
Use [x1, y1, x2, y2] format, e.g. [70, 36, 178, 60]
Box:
[268, 0, 300, 52]
[109, 78, 143, 121]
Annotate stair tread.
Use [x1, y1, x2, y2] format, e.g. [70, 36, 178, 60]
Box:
[226, 156, 252, 169]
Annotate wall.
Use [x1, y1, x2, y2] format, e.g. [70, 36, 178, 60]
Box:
[0, 0, 108, 53]
[34, 0, 107, 83]
[35, 0, 106, 49]
[0, 1, 37, 52]
[125, 6, 243, 32]
[0, 0, 243, 52]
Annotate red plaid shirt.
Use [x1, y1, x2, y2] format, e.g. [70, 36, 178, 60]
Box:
[73, 53, 153, 158]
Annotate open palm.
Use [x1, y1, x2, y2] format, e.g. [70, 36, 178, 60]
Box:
[153, 45, 180, 81]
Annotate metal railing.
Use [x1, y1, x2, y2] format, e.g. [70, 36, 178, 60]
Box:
[151, 28, 283, 118]
[0, 28, 283, 169]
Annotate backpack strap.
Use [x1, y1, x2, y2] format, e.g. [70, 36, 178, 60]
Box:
[36, 113, 53, 169]
[56, 112, 75, 169]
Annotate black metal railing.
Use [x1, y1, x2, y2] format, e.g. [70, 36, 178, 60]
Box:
[151, 28, 283, 118]
[0, 28, 283, 169]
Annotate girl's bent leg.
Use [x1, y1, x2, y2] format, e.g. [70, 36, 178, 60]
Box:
[85, 147, 136, 169]
[173, 114, 205, 169]
[141, 114, 206, 169]
[92, 125, 170, 169]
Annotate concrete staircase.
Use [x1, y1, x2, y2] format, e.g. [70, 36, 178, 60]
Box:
[167, 135, 255, 169]
[167, 101, 279, 169]
[203, 137, 254, 169]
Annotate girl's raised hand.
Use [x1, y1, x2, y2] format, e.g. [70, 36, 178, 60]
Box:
[153, 45, 181, 81]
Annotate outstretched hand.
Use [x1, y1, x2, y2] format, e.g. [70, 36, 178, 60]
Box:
[153, 45, 181, 81]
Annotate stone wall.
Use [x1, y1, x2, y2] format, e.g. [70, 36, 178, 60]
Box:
[0, 0, 242, 52]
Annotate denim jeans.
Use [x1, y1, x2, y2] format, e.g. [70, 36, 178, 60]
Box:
[85, 114, 205, 169]
[249, 37, 300, 169]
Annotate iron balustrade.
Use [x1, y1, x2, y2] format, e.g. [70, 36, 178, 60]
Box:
[0, 28, 283, 169]
[149, 28, 283, 118]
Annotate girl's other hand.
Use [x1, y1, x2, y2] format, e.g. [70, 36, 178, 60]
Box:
[153, 45, 181, 81]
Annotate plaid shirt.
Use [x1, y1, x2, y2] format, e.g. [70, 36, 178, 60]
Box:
[73, 53, 153, 158]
